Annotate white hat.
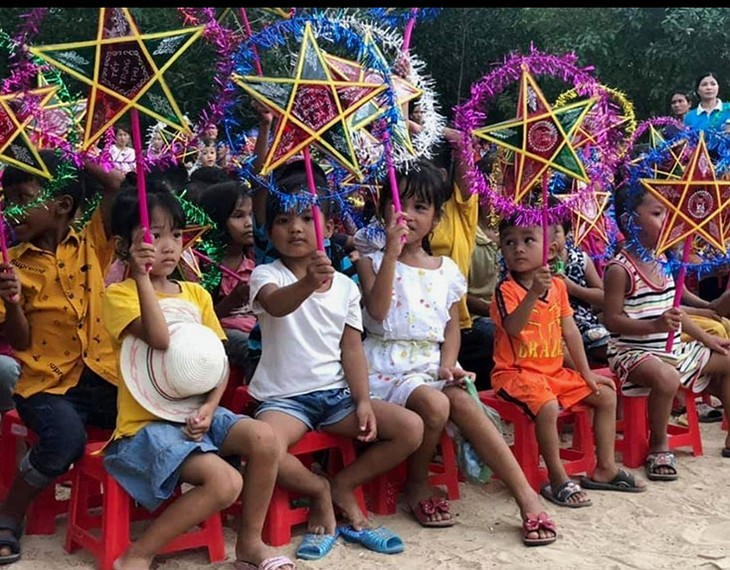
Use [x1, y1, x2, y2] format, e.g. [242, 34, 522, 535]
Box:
[120, 299, 229, 422]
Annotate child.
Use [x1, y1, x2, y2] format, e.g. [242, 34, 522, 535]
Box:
[550, 218, 610, 364]
[109, 122, 137, 174]
[198, 181, 257, 373]
[603, 185, 730, 477]
[102, 181, 294, 570]
[358, 161, 558, 546]
[0, 150, 123, 565]
[195, 137, 219, 170]
[491, 215, 646, 508]
[248, 168, 423, 560]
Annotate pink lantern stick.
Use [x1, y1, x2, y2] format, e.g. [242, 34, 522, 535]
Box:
[382, 131, 406, 243]
[302, 147, 325, 251]
[541, 173, 549, 266]
[239, 8, 263, 76]
[402, 8, 419, 52]
[192, 249, 245, 282]
[666, 235, 691, 353]
[130, 109, 152, 272]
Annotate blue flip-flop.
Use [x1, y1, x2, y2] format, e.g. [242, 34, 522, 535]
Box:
[295, 530, 339, 560]
[338, 525, 404, 554]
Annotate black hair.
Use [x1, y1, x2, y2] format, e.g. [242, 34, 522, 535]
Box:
[189, 165, 230, 186]
[694, 72, 720, 95]
[115, 121, 131, 136]
[198, 181, 250, 242]
[111, 174, 186, 248]
[265, 159, 331, 230]
[1, 149, 95, 219]
[613, 177, 645, 235]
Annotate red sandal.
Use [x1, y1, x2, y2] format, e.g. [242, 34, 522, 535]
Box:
[522, 512, 557, 546]
[406, 497, 456, 528]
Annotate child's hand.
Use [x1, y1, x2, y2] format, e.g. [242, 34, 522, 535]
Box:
[530, 267, 552, 296]
[0, 263, 20, 305]
[438, 365, 473, 388]
[304, 251, 335, 289]
[653, 307, 682, 333]
[392, 52, 411, 78]
[230, 281, 250, 305]
[355, 401, 377, 442]
[128, 228, 156, 277]
[182, 404, 215, 441]
[702, 334, 730, 355]
[584, 372, 617, 396]
[252, 99, 273, 126]
[383, 205, 409, 258]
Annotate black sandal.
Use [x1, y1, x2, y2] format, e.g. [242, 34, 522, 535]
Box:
[0, 515, 22, 565]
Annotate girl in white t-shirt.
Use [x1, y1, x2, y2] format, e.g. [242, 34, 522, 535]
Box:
[109, 123, 136, 174]
[357, 159, 557, 546]
[248, 159, 423, 559]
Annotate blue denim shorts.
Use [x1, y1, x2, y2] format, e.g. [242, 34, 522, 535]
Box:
[255, 388, 356, 431]
[103, 407, 246, 512]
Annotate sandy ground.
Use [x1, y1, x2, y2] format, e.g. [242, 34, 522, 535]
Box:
[9, 421, 730, 570]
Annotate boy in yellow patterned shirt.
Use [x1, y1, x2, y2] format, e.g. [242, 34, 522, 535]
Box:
[0, 150, 122, 565]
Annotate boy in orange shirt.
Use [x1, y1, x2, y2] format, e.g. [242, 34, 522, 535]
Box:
[490, 216, 645, 508]
[0, 150, 123, 564]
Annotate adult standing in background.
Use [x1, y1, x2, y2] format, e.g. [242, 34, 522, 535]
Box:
[683, 72, 730, 133]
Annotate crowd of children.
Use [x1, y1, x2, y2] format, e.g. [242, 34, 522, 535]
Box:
[1, 70, 730, 570]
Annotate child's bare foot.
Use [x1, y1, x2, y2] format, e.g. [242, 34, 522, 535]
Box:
[403, 484, 454, 526]
[583, 466, 646, 492]
[330, 479, 370, 530]
[541, 478, 591, 507]
[645, 450, 678, 481]
[307, 476, 337, 535]
[112, 551, 153, 570]
[235, 539, 295, 569]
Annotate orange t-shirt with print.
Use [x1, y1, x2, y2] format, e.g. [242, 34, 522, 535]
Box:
[489, 275, 573, 379]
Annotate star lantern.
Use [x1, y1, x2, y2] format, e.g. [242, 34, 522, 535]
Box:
[558, 187, 611, 248]
[27, 74, 87, 149]
[28, 8, 203, 150]
[472, 66, 596, 204]
[231, 21, 388, 179]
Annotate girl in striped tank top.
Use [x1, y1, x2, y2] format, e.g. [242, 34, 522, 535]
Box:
[604, 187, 730, 481]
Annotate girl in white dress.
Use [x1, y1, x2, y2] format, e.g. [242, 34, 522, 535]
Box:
[358, 159, 557, 545]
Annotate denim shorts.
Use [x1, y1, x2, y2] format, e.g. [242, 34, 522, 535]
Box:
[255, 388, 356, 431]
[103, 407, 246, 512]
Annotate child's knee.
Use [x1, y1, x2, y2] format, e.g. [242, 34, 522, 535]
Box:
[244, 418, 279, 460]
[395, 407, 425, 451]
[652, 368, 681, 397]
[535, 399, 559, 422]
[417, 390, 450, 432]
[596, 386, 617, 410]
[208, 464, 244, 509]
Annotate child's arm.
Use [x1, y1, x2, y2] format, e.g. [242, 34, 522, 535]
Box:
[466, 293, 491, 317]
[340, 324, 377, 442]
[251, 100, 273, 226]
[214, 282, 249, 319]
[680, 311, 730, 354]
[602, 264, 681, 336]
[681, 287, 711, 309]
[502, 266, 552, 337]
[0, 264, 29, 350]
[256, 252, 334, 317]
[182, 377, 227, 441]
[438, 302, 472, 383]
[562, 315, 616, 394]
[563, 252, 604, 308]
[357, 206, 408, 321]
[122, 231, 170, 349]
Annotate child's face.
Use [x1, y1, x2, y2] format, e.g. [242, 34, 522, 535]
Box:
[4, 179, 62, 243]
[500, 225, 543, 274]
[388, 193, 437, 245]
[204, 124, 218, 139]
[199, 146, 217, 167]
[269, 206, 322, 259]
[151, 132, 164, 152]
[552, 224, 567, 255]
[226, 196, 254, 247]
[115, 129, 131, 148]
[145, 206, 183, 277]
[634, 193, 667, 249]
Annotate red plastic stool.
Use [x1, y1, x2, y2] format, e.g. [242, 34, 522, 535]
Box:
[593, 367, 703, 468]
[219, 366, 247, 412]
[478, 390, 596, 491]
[363, 430, 460, 516]
[0, 410, 111, 535]
[224, 385, 368, 547]
[65, 442, 226, 570]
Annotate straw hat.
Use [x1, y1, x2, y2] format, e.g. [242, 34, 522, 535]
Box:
[120, 299, 229, 422]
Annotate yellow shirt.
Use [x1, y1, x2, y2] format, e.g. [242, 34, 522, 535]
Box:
[102, 279, 226, 439]
[430, 183, 479, 329]
[0, 209, 118, 398]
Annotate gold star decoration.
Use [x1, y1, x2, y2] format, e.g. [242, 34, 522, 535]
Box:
[0, 86, 57, 178]
[231, 21, 388, 179]
[557, 186, 611, 247]
[640, 131, 730, 254]
[28, 8, 203, 150]
[630, 124, 688, 180]
[177, 224, 211, 281]
[28, 73, 87, 149]
[472, 66, 596, 203]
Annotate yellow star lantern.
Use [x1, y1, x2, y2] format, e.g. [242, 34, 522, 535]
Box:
[231, 22, 388, 179]
[558, 186, 611, 247]
[28, 8, 203, 150]
[640, 132, 730, 254]
[630, 124, 687, 180]
[177, 224, 211, 282]
[0, 86, 57, 178]
[472, 67, 596, 203]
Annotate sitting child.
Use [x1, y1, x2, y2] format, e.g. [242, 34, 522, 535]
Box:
[491, 216, 646, 508]
[248, 164, 423, 560]
[604, 185, 730, 478]
[102, 180, 293, 570]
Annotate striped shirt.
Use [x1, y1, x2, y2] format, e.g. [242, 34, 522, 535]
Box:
[606, 251, 681, 358]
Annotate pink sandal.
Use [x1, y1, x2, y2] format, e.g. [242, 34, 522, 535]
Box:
[522, 512, 557, 546]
